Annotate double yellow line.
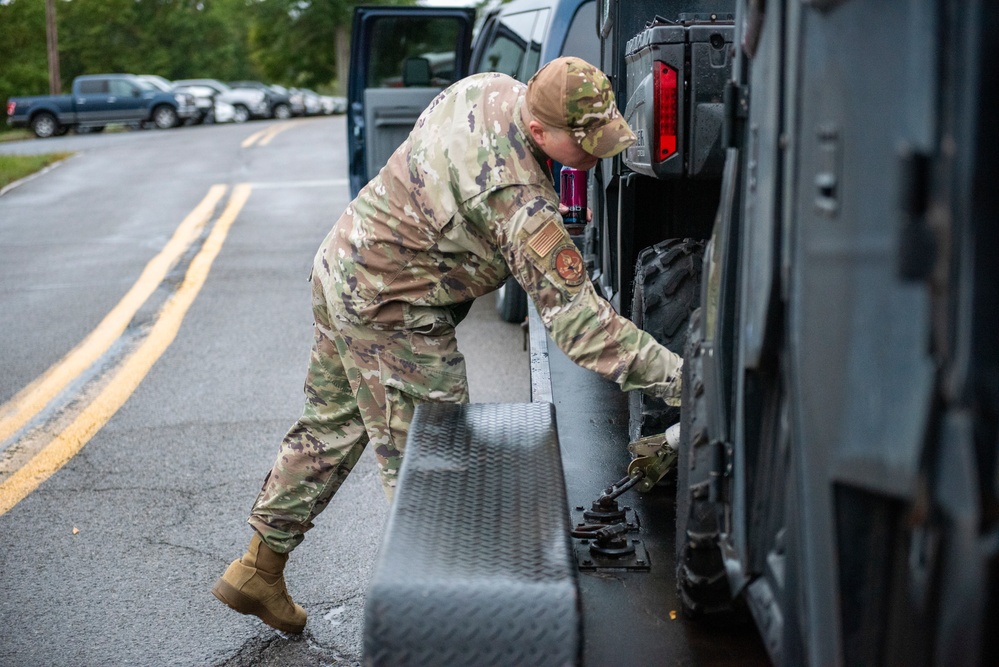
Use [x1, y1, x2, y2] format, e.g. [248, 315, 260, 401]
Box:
[242, 121, 301, 148]
[0, 184, 252, 515]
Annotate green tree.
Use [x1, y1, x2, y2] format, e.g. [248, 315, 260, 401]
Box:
[0, 0, 50, 123]
[56, 0, 143, 78]
[245, 0, 416, 94]
[0, 0, 430, 131]
[57, 0, 260, 82]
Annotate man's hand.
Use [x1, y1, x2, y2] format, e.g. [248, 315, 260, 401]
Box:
[647, 376, 682, 407]
[558, 204, 592, 223]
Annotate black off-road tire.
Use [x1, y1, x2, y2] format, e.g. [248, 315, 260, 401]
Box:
[675, 308, 744, 623]
[628, 238, 705, 442]
[496, 276, 528, 323]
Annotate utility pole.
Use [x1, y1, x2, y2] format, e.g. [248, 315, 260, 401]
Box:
[45, 0, 61, 95]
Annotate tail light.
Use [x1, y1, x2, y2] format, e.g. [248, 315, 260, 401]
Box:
[6, 101, 15, 117]
[653, 61, 678, 162]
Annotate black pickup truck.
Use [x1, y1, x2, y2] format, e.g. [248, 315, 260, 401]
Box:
[6, 74, 197, 138]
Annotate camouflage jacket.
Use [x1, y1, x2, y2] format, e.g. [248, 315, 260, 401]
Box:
[315, 72, 681, 402]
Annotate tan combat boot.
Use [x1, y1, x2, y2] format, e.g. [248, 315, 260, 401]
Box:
[211, 532, 307, 634]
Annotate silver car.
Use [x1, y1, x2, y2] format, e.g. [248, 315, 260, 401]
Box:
[173, 84, 235, 124]
[172, 79, 269, 122]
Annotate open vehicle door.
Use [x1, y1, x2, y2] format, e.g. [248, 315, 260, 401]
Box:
[348, 6, 476, 197]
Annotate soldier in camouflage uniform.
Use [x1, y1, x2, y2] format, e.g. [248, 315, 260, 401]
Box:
[211, 57, 683, 634]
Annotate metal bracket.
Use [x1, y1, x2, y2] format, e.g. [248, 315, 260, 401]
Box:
[627, 431, 679, 493]
[575, 537, 651, 572]
[572, 505, 640, 532]
[568, 465, 659, 571]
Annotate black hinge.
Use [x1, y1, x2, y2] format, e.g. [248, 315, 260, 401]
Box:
[897, 145, 936, 281]
[708, 440, 729, 504]
[723, 80, 748, 149]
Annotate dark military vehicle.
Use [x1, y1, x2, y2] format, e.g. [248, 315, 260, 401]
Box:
[591, 1, 997, 664]
[351, 0, 997, 664]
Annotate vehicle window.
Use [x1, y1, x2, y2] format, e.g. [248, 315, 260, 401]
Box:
[525, 9, 551, 76]
[477, 10, 541, 81]
[110, 80, 138, 96]
[560, 1, 599, 66]
[367, 16, 464, 88]
[78, 80, 109, 95]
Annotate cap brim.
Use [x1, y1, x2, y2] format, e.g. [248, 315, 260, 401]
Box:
[578, 109, 637, 159]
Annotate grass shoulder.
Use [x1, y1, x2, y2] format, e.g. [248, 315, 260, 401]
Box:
[0, 129, 34, 143]
[0, 152, 74, 190]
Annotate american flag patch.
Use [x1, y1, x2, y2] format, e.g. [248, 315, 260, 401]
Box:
[527, 220, 563, 258]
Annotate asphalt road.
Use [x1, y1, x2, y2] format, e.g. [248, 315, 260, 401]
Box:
[0, 118, 530, 665]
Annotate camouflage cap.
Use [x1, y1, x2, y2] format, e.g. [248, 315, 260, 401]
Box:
[526, 56, 636, 159]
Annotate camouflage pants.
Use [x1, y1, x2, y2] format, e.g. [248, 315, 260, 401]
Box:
[248, 274, 469, 553]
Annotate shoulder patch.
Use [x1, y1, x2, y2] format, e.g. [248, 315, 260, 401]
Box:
[527, 219, 564, 258]
[551, 243, 586, 287]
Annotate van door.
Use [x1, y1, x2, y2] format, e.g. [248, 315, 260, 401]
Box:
[348, 7, 476, 197]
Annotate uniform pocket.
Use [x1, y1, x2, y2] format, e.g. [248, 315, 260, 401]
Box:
[374, 346, 468, 477]
[377, 347, 468, 404]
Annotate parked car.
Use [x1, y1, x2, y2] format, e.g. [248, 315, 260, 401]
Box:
[173, 84, 235, 124]
[293, 88, 325, 116]
[172, 78, 269, 123]
[322, 95, 347, 115]
[212, 98, 236, 124]
[175, 84, 215, 124]
[271, 84, 305, 116]
[228, 81, 294, 119]
[137, 74, 175, 93]
[139, 75, 237, 125]
[7, 73, 197, 137]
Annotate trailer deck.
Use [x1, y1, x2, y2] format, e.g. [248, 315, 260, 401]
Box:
[533, 306, 769, 665]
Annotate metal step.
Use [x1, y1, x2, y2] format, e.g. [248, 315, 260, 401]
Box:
[363, 402, 579, 667]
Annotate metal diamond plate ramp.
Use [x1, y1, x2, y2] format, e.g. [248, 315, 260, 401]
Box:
[364, 402, 579, 667]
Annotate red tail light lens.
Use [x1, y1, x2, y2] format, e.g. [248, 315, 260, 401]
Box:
[653, 61, 678, 162]
[6, 101, 15, 117]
